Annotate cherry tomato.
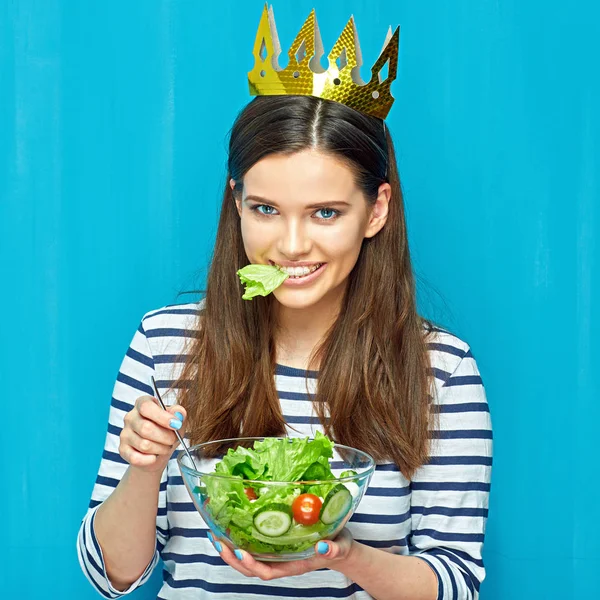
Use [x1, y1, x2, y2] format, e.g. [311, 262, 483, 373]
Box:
[292, 493, 322, 525]
[244, 487, 257, 501]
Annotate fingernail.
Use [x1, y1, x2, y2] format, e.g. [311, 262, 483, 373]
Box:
[207, 531, 213, 543]
[170, 418, 182, 430]
[215, 541, 222, 552]
[234, 549, 243, 560]
[317, 541, 329, 555]
[175, 411, 184, 422]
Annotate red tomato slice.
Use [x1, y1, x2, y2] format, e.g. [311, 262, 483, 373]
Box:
[244, 487, 257, 501]
[292, 493, 323, 525]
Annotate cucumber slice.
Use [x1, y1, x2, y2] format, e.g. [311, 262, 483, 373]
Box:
[320, 484, 353, 525]
[253, 503, 293, 537]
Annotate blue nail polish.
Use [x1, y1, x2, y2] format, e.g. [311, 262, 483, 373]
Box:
[317, 541, 329, 555]
[215, 541, 222, 552]
[234, 549, 243, 560]
[170, 418, 182, 430]
[207, 531, 213, 543]
[175, 411, 184, 422]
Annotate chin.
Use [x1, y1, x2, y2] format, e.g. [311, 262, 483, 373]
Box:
[271, 288, 325, 310]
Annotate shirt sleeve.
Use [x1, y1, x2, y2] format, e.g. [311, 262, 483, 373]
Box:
[76, 317, 168, 598]
[409, 347, 492, 600]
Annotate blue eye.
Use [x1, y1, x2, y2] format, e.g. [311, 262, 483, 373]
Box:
[315, 208, 339, 220]
[253, 205, 278, 216]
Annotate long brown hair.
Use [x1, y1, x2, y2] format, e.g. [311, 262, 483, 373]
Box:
[174, 96, 435, 480]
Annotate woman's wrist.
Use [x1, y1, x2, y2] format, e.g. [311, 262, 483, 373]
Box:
[331, 541, 438, 600]
[126, 464, 165, 486]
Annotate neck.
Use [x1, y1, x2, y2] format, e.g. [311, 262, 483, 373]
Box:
[273, 288, 345, 370]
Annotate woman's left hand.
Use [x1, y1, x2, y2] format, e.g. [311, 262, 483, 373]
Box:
[208, 528, 355, 580]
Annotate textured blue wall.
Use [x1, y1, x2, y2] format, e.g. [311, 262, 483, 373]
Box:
[1, 1, 598, 598]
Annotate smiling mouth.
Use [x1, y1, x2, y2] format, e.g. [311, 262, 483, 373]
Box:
[270, 262, 325, 279]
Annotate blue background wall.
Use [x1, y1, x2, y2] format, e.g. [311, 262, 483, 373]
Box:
[1, 0, 598, 598]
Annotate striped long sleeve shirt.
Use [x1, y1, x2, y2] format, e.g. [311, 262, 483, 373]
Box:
[77, 303, 492, 599]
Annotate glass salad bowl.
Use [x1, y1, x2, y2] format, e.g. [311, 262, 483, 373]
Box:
[177, 434, 375, 561]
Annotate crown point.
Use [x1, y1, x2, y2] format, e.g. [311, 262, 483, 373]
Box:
[248, 8, 400, 119]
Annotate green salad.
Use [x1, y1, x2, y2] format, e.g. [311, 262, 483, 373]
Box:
[236, 264, 289, 300]
[193, 432, 358, 554]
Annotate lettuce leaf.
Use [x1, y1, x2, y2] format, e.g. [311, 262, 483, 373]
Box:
[300, 455, 334, 481]
[236, 264, 289, 300]
[203, 475, 252, 521]
[215, 445, 266, 480]
[252, 431, 334, 482]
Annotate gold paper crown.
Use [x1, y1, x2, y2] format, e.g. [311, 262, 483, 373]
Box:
[248, 5, 400, 120]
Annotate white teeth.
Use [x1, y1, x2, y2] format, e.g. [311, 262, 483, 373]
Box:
[278, 263, 322, 278]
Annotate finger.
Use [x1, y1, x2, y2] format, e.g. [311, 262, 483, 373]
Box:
[166, 404, 187, 423]
[315, 540, 336, 558]
[257, 556, 311, 579]
[165, 404, 188, 437]
[124, 429, 175, 456]
[313, 529, 354, 560]
[212, 540, 256, 578]
[119, 443, 159, 468]
[129, 414, 180, 446]
[136, 396, 184, 432]
[229, 548, 307, 581]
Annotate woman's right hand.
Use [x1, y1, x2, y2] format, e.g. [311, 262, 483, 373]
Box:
[119, 395, 187, 473]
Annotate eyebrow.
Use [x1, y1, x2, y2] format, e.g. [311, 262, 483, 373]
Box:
[244, 195, 352, 209]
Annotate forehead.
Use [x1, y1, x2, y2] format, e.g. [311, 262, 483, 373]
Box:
[243, 150, 359, 201]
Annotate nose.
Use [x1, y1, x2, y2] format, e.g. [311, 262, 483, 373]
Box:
[276, 218, 312, 258]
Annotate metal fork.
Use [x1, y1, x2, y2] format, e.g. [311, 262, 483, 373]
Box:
[151, 376, 197, 470]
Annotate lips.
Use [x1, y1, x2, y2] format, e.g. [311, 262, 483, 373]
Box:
[269, 260, 324, 268]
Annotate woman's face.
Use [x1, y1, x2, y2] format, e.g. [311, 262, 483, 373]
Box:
[233, 149, 390, 312]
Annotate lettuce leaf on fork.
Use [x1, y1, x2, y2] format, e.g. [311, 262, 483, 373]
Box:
[236, 264, 289, 300]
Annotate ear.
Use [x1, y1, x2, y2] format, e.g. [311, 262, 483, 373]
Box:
[364, 182, 391, 238]
[230, 178, 242, 217]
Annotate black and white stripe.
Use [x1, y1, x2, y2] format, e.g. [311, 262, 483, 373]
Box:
[77, 303, 492, 599]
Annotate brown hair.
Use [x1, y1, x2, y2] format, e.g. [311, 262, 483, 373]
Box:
[174, 96, 435, 479]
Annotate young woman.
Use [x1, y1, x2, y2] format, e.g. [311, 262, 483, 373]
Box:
[77, 95, 492, 600]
